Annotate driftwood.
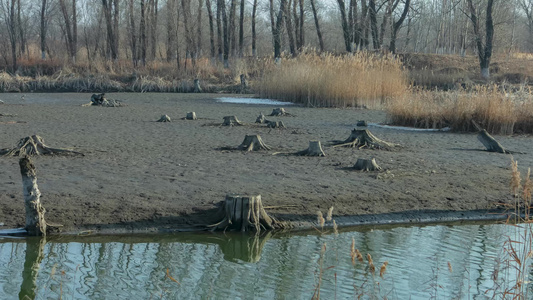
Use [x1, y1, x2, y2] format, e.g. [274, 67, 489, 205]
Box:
[157, 114, 171, 122]
[19, 157, 47, 236]
[208, 194, 279, 232]
[186, 112, 198, 120]
[0, 135, 83, 157]
[331, 129, 399, 150]
[353, 158, 382, 171]
[238, 135, 271, 151]
[296, 141, 326, 156]
[269, 108, 293, 116]
[223, 115, 244, 126]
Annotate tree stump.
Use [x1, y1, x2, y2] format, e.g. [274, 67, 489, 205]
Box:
[356, 120, 368, 127]
[91, 93, 106, 105]
[297, 141, 326, 156]
[477, 129, 510, 153]
[238, 135, 271, 151]
[19, 157, 46, 236]
[193, 79, 202, 93]
[353, 158, 382, 171]
[223, 115, 244, 126]
[269, 108, 291, 116]
[186, 112, 198, 120]
[209, 194, 278, 232]
[88, 93, 122, 107]
[157, 114, 171, 122]
[266, 120, 285, 129]
[332, 129, 399, 150]
[0, 135, 83, 157]
[256, 113, 266, 124]
[240, 74, 248, 93]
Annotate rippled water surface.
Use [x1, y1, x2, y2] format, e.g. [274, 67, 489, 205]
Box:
[1, 223, 531, 299]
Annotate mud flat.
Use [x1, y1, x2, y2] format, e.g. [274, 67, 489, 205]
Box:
[0, 93, 529, 234]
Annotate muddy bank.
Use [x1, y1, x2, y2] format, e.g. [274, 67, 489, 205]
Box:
[0, 93, 529, 234]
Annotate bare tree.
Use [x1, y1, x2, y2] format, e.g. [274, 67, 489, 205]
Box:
[337, 0, 353, 52]
[140, 0, 147, 65]
[238, 0, 244, 56]
[273, 0, 287, 60]
[519, 0, 533, 52]
[251, 0, 258, 56]
[102, 0, 119, 60]
[59, 0, 77, 63]
[467, 0, 495, 79]
[389, 0, 411, 53]
[40, 0, 49, 60]
[206, 0, 216, 60]
[310, 0, 324, 52]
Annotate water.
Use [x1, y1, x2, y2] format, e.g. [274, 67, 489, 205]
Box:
[215, 97, 294, 105]
[0, 223, 531, 299]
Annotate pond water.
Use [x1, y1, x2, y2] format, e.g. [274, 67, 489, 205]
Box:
[215, 97, 295, 105]
[0, 223, 531, 299]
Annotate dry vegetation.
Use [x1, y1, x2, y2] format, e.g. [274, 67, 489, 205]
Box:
[258, 52, 408, 108]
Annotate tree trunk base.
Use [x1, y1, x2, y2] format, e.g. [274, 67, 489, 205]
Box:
[332, 129, 399, 150]
[256, 113, 266, 124]
[0, 135, 83, 157]
[157, 115, 171, 122]
[266, 120, 285, 129]
[19, 157, 47, 236]
[477, 129, 509, 153]
[86, 93, 122, 107]
[269, 108, 293, 116]
[296, 141, 326, 156]
[353, 158, 382, 171]
[208, 194, 279, 232]
[186, 112, 198, 120]
[238, 135, 271, 151]
[223, 116, 244, 126]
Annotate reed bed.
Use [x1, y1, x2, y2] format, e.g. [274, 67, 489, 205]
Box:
[387, 86, 533, 134]
[258, 52, 408, 108]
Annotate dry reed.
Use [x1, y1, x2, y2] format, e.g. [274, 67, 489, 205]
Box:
[387, 85, 533, 134]
[258, 52, 408, 108]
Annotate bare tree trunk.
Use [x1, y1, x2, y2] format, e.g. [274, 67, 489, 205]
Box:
[197, 0, 203, 57]
[229, 0, 237, 56]
[16, 0, 25, 57]
[140, 0, 147, 65]
[216, 0, 223, 62]
[389, 0, 410, 53]
[284, 0, 296, 56]
[40, 0, 48, 60]
[310, 0, 324, 52]
[19, 157, 46, 236]
[298, 0, 304, 51]
[206, 0, 216, 60]
[166, 0, 175, 62]
[238, 0, 244, 56]
[102, 0, 118, 60]
[59, 0, 75, 63]
[129, 0, 137, 65]
[378, 0, 392, 49]
[251, 0, 258, 56]
[369, 0, 379, 49]
[336, 0, 353, 52]
[273, 0, 287, 60]
[218, 0, 229, 67]
[467, 0, 494, 79]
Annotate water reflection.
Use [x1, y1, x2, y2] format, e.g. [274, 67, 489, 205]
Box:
[0, 223, 528, 299]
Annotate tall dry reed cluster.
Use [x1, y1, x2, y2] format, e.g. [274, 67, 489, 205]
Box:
[258, 52, 408, 108]
[387, 85, 533, 134]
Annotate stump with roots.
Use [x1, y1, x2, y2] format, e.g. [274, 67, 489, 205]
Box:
[356, 120, 368, 127]
[477, 129, 510, 154]
[193, 79, 202, 93]
[87, 93, 122, 107]
[238, 135, 271, 151]
[209, 194, 278, 232]
[186, 112, 198, 120]
[332, 129, 399, 150]
[266, 120, 285, 129]
[269, 108, 292, 116]
[353, 158, 382, 171]
[0, 135, 83, 157]
[157, 114, 171, 122]
[256, 113, 266, 124]
[223, 115, 244, 126]
[296, 141, 326, 156]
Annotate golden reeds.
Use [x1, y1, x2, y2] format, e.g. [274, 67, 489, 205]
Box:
[317, 211, 325, 229]
[258, 52, 408, 108]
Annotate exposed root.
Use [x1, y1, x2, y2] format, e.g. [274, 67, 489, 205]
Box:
[353, 158, 382, 171]
[296, 141, 326, 156]
[331, 129, 399, 150]
[157, 115, 171, 122]
[269, 108, 294, 117]
[0, 135, 84, 157]
[238, 135, 271, 151]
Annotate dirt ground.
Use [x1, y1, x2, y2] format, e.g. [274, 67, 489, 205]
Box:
[0, 93, 530, 234]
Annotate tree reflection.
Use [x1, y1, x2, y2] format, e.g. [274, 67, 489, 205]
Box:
[18, 237, 46, 300]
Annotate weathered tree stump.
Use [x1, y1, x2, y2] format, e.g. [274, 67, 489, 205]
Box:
[256, 113, 266, 124]
[356, 120, 368, 127]
[240, 74, 248, 93]
[223, 115, 244, 126]
[0, 135, 83, 157]
[209, 194, 278, 232]
[238, 135, 271, 151]
[91, 93, 106, 105]
[332, 129, 399, 150]
[296, 141, 326, 156]
[269, 107, 292, 116]
[157, 114, 171, 122]
[477, 129, 510, 154]
[353, 158, 382, 171]
[266, 120, 285, 129]
[186, 112, 198, 120]
[86, 93, 122, 107]
[193, 79, 202, 93]
[19, 157, 46, 236]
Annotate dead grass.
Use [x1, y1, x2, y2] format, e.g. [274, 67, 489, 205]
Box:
[258, 52, 409, 108]
[387, 85, 533, 134]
